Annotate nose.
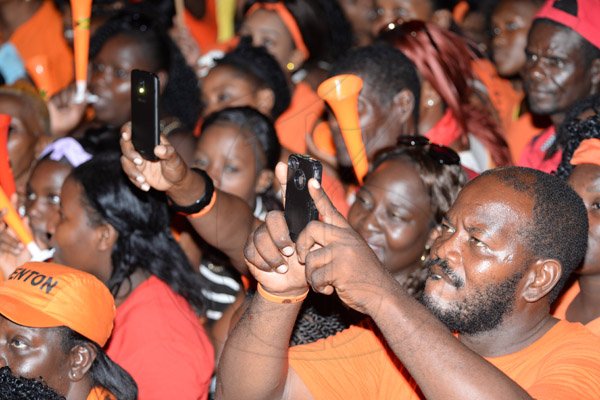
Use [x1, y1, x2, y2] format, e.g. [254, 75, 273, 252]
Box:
[430, 227, 461, 265]
[525, 58, 546, 83]
[205, 165, 222, 189]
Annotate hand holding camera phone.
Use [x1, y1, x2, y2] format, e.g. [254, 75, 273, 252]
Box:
[284, 154, 323, 242]
[131, 69, 160, 161]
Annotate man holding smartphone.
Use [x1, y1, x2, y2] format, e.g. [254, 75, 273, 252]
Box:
[217, 166, 600, 399]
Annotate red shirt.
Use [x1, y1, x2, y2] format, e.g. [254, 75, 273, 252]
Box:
[106, 276, 214, 400]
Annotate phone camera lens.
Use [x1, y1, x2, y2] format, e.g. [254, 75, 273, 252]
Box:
[294, 169, 306, 190]
[289, 157, 299, 170]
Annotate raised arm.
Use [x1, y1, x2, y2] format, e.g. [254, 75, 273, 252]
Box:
[120, 125, 255, 273]
[289, 181, 533, 400]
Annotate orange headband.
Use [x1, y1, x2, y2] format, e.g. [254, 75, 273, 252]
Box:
[246, 2, 309, 60]
[571, 138, 600, 167]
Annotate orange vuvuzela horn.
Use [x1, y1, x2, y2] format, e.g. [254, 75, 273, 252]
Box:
[70, 0, 93, 103]
[317, 74, 368, 184]
[0, 186, 42, 259]
[0, 114, 16, 198]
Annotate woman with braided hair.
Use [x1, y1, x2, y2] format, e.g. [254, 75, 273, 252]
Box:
[552, 95, 600, 335]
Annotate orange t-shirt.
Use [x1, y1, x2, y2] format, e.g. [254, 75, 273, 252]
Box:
[289, 320, 600, 399]
[275, 82, 324, 155]
[9, 0, 74, 98]
[505, 112, 548, 164]
[552, 281, 600, 336]
[471, 58, 521, 136]
[87, 387, 116, 400]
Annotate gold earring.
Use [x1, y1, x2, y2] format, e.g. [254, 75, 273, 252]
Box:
[286, 62, 295, 71]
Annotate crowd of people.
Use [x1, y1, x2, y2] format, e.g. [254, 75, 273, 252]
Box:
[1, 0, 600, 398]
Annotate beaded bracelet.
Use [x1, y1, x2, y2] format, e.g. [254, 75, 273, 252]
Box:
[256, 283, 309, 304]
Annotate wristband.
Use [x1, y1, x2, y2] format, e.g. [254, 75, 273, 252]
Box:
[257, 283, 309, 304]
[187, 190, 217, 219]
[168, 168, 214, 215]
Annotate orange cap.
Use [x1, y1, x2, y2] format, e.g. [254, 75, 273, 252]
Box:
[0, 262, 115, 347]
[571, 138, 600, 167]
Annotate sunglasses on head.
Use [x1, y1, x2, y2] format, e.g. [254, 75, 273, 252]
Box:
[396, 135, 460, 166]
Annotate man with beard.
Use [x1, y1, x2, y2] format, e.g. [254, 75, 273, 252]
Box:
[217, 166, 600, 399]
[518, 0, 600, 172]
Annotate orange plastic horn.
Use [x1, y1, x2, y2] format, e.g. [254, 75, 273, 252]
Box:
[317, 74, 368, 184]
[70, 0, 93, 103]
[0, 114, 16, 198]
[0, 186, 42, 259]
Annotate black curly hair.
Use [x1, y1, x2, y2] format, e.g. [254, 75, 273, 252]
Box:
[89, 6, 201, 129]
[214, 37, 291, 119]
[70, 152, 208, 314]
[0, 367, 65, 400]
[555, 95, 600, 180]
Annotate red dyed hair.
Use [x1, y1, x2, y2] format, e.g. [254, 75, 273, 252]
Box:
[380, 20, 511, 166]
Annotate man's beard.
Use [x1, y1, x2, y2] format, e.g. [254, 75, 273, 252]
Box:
[420, 258, 524, 335]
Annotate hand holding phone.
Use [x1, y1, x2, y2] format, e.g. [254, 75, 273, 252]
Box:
[284, 154, 323, 242]
[131, 69, 160, 161]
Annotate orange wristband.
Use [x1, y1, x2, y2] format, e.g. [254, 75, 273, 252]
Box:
[256, 283, 309, 304]
[186, 190, 217, 219]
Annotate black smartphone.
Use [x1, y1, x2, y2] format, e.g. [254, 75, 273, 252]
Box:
[284, 154, 323, 242]
[131, 69, 160, 161]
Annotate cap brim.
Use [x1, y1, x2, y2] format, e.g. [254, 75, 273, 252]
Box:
[0, 289, 66, 329]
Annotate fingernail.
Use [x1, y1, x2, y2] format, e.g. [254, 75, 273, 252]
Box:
[141, 183, 150, 191]
[136, 175, 145, 183]
[282, 246, 294, 256]
[310, 179, 320, 189]
[133, 157, 142, 165]
[276, 264, 288, 274]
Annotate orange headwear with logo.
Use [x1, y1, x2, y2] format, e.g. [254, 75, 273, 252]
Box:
[0, 262, 115, 347]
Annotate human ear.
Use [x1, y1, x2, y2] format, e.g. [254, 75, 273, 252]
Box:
[256, 88, 275, 117]
[522, 259, 562, 302]
[255, 169, 274, 194]
[97, 223, 118, 252]
[431, 9, 453, 30]
[68, 343, 97, 381]
[391, 89, 416, 133]
[287, 49, 306, 72]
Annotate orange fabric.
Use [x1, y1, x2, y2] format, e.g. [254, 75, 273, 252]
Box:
[505, 112, 547, 163]
[87, 387, 116, 400]
[9, 0, 74, 98]
[0, 262, 115, 347]
[275, 82, 324, 154]
[184, 1, 218, 53]
[518, 126, 561, 173]
[312, 121, 336, 157]
[471, 59, 522, 136]
[106, 275, 214, 400]
[290, 320, 600, 399]
[424, 109, 462, 146]
[246, 3, 309, 60]
[552, 281, 600, 336]
[571, 138, 600, 167]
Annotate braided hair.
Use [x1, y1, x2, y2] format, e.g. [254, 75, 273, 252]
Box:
[215, 37, 291, 119]
[90, 6, 201, 130]
[555, 95, 600, 180]
[70, 153, 208, 314]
